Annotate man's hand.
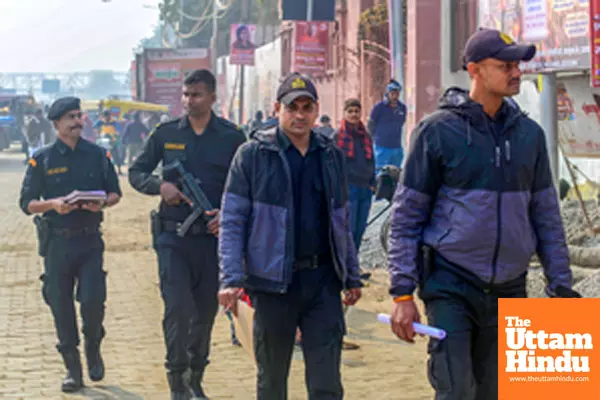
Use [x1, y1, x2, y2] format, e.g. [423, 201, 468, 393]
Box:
[160, 182, 192, 206]
[206, 209, 220, 237]
[218, 287, 243, 317]
[52, 198, 76, 215]
[391, 299, 421, 343]
[343, 288, 362, 306]
[80, 200, 105, 213]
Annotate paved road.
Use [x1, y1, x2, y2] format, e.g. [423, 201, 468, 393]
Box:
[0, 147, 432, 400]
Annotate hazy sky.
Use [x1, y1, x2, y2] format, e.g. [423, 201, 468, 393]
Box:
[0, 0, 161, 73]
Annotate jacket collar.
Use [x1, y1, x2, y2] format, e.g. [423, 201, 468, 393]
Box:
[178, 111, 217, 131]
[276, 128, 322, 152]
[255, 126, 330, 152]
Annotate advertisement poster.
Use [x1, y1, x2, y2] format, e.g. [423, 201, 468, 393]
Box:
[143, 48, 210, 116]
[479, 0, 590, 72]
[557, 76, 600, 158]
[591, 0, 600, 87]
[293, 21, 329, 75]
[230, 24, 257, 66]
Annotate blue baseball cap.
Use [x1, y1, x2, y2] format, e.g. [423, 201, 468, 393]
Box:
[463, 28, 536, 70]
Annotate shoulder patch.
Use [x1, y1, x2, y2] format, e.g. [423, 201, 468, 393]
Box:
[218, 117, 242, 131]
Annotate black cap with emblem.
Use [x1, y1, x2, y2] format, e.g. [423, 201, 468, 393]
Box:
[47, 97, 81, 121]
[276, 73, 319, 105]
[462, 28, 536, 70]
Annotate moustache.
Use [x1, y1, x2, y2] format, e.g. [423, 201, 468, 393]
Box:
[510, 79, 521, 85]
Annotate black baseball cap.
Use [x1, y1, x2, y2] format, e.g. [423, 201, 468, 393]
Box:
[276, 73, 319, 105]
[463, 28, 536, 70]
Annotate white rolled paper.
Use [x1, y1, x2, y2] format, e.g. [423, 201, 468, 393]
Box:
[377, 313, 447, 340]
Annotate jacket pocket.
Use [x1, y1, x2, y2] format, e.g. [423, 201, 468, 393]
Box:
[246, 202, 287, 283]
[436, 206, 455, 246]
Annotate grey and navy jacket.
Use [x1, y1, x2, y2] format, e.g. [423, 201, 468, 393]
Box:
[219, 127, 363, 294]
[388, 87, 572, 297]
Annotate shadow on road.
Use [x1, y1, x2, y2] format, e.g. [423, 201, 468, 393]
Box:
[70, 385, 145, 399]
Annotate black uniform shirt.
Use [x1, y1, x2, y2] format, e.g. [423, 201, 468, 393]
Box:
[129, 113, 246, 227]
[278, 129, 330, 259]
[19, 137, 122, 228]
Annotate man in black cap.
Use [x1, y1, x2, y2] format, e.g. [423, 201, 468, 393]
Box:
[129, 69, 245, 400]
[19, 97, 122, 393]
[386, 28, 578, 399]
[218, 72, 363, 400]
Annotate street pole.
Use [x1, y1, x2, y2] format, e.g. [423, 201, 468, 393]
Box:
[238, 0, 249, 125]
[387, 0, 405, 102]
[360, 40, 365, 121]
[179, 0, 185, 48]
[210, 0, 219, 73]
[307, 0, 314, 21]
[540, 73, 559, 188]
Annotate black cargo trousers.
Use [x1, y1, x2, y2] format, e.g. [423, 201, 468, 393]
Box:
[41, 231, 106, 359]
[155, 231, 220, 375]
[419, 256, 527, 400]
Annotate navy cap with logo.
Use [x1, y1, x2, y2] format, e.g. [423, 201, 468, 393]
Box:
[47, 97, 81, 121]
[463, 28, 536, 70]
[276, 73, 319, 105]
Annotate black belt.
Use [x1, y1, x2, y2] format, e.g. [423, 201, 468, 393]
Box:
[292, 253, 332, 272]
[162, 220, 206, 236]
[52, 226, 100, 238]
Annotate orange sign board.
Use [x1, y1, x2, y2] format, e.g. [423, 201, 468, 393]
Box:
[498, 298, 600, 399]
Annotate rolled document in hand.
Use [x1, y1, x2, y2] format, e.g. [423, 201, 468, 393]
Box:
[377, 313, 447, 340]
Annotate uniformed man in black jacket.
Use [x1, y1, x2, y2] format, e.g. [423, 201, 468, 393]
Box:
[129, 69, 246, 400]
[19, 97, 122, 393]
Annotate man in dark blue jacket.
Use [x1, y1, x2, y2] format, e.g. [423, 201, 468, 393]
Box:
[367, 79, 407, 175]
[387, 28, 577, 400]
[218, 73, 363, 400]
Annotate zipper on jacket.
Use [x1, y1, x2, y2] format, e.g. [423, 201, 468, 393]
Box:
[490, 142, 503, 285]
[278, 148, 294, 293]
[486, 110, 520, 286]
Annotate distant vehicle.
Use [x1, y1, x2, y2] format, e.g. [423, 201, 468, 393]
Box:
[0, 94, 38, 150]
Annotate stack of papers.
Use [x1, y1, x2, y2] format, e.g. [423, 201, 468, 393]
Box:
[64, 190, 107, 205]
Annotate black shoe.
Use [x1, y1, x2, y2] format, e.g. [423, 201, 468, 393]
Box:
[360, 272, 372, 280]
[85, 342, 105, 382]
[61, 371, 83, 393]
[168, 372, 187, 400]
[188, 370, 209, 399]
[61, 351, 83, 393]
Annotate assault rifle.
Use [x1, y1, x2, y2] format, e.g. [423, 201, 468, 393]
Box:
[163, 159, 214, 237]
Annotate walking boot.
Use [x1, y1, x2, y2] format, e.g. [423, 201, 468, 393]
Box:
[85, 341, 105, 382]
[167, 371, 187, 400]
[187, 369, 209, 399]
[61, 351, 83, 393]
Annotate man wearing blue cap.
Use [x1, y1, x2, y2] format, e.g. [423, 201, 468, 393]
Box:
[367, 79, 407, 175]
[19, 97, 122, 393]
[386, 28, 578, 399]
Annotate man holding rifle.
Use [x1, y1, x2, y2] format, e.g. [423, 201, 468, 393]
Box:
[129, 69, 245, 400]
